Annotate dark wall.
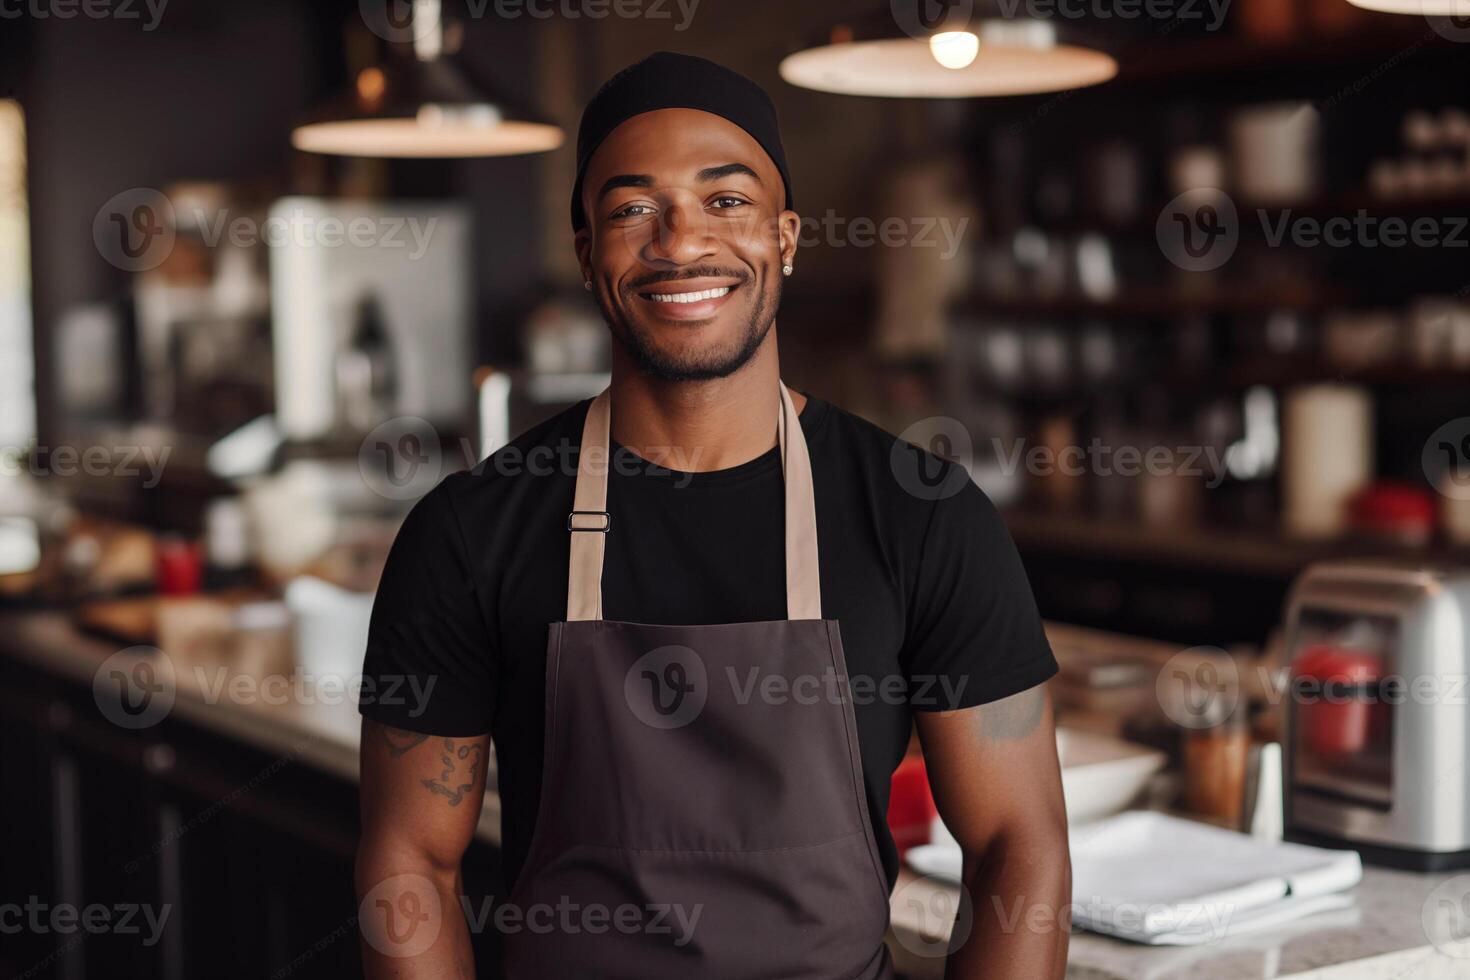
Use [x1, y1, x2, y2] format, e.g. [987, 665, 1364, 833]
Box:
[12, 0, 544, 442]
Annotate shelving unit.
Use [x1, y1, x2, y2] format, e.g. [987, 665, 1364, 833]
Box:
[934, 12, 1470, 643]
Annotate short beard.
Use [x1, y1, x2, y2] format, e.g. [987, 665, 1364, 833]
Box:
[604, 278, 779, 383]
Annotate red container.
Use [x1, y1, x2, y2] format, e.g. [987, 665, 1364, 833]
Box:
[887, 755, 937, 857]
[155, 537, 203, 596]
[1292, 644, 1385, 759]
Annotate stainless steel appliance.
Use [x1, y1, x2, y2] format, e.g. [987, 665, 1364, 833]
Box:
[268, 197, 471, 440]
[1284, 562, 1470, 869]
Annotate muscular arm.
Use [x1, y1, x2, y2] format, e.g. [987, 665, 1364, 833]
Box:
[916, 684, 1070, 980]
[356, 719, 489, 978]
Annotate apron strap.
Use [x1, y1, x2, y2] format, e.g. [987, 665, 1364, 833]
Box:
[566, 383, 822, 622]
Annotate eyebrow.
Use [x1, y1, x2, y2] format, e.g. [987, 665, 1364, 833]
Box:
[595, 163, 763, 203]
[596, 173, 654, 202]
[696, 163, 762, 184]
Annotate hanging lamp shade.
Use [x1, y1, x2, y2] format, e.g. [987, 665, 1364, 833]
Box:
[292, 1, 562, 158]
[780, 9, 1116, 98]
[1345, 0, 1466, 12]
[1346, 0, 1464, 10]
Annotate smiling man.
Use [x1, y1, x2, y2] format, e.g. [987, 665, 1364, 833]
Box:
[356, 52, 1069, 979]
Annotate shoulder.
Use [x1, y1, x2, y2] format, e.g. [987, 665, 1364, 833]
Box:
[426, 400, 588, 538]
[805, 396, 992, 523]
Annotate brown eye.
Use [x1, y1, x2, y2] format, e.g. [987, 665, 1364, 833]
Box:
[611, 204, 654, 219]
[711, 197, 748, 209]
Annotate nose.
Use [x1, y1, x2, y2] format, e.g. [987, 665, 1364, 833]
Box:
[641, 193, 716, 269]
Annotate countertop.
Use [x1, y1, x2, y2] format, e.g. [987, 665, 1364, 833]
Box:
[6, 610, 1468, 979]
[0, 610, 506, 844]
[889, 863, 1470, 979]
[0, 611, 1163, 850]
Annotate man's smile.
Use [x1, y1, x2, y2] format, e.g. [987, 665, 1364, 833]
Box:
[635, 277, 743, 320]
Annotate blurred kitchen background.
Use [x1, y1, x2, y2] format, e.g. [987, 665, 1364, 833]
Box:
[3, 0, 1470, 977]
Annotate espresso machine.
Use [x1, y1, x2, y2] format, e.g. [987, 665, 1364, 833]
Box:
[1283, 562, 1470, 869]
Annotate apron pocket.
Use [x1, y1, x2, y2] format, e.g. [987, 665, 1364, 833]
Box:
[505, 834, 892, 980]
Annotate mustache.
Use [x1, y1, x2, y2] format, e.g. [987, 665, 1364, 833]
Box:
[625, 266, 750, 292]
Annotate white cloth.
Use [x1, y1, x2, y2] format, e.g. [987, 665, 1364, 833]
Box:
[906, 811, 1362, 946]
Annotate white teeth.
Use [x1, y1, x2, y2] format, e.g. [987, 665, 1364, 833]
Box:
[647, 286, 731, 304]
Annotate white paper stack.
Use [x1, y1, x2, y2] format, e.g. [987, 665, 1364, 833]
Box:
[906, 810, 1362, 946]
[1068, 811, 1362, 945]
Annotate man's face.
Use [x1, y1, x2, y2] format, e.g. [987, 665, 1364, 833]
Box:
[575, 108, 798, 382]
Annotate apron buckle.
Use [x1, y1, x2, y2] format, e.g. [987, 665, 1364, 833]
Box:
[567, 510, 611, 532]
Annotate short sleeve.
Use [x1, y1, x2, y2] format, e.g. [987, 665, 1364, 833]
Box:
[359, 474, 495, 736]
[902, 478, 1057, 711]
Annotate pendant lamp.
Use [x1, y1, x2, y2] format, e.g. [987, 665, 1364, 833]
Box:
[292, 0, 563, 158]
[780, 5, 1116, 98]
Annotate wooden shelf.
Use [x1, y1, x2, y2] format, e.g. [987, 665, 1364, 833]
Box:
[1109, 22, 1458, 88]
[1020, 191, 1470, 240]
[1227, 359, 1470, 388]
[1005, 509, 1469, 578]
[957, 284, 1350, 320]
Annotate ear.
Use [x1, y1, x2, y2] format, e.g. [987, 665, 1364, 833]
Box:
[574, 227, 593, 284]
[777, 210, 800, 269]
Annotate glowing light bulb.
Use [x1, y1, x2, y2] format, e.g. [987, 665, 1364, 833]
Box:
[929, 31, 979, 70]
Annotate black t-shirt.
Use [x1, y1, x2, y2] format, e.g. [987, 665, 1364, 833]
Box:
[360, 394, 1056, 891]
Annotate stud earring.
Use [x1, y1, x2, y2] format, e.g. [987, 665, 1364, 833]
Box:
[583, 279, 593, 290]
[782, 264, 793, 276]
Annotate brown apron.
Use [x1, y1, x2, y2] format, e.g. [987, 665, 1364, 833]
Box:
[503, 384, 895, 979]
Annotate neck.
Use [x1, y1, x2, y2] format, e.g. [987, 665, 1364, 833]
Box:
[607, 326, 806, 473]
